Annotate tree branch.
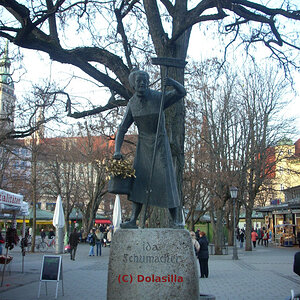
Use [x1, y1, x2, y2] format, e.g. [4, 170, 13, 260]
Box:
[160, 0, 175, 16]
[45, 0, 60, 43]
[232, 0, 300, 20]
[143, 0, 169, 51]
[67, 93, 128, 119]
[115, 6, 133, 70]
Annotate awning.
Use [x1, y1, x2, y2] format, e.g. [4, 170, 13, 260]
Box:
[95, 219, 111, 224]
[0, 189, 23, 207]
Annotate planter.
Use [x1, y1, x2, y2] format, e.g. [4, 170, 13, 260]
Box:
[108, 176, 134, 195]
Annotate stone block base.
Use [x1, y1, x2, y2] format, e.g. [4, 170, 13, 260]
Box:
[107, 229, 199, 300]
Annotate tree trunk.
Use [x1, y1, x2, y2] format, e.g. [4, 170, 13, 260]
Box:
[245, 206, 253, 251]
[227, 225, 233, 246]
[211, 208, 224, 255]
[187, 210, 196, 232]
[148, 207, 169, 228]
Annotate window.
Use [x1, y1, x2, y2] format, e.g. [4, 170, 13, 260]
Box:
[46, 203, 56, 211]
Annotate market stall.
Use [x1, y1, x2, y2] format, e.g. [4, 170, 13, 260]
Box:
[275, 224, 296, 247]
[0, 188, 29, 286]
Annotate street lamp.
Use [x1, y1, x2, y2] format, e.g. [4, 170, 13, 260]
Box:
[230, 186, 238, 260]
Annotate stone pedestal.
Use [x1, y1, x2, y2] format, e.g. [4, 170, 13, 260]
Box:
[107, 229, 199, 300]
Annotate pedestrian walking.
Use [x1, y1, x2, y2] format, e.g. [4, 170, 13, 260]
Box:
[95, 228, 102, 256]
[40, 228, 46, 242]
[69, 228, 80, 261]
[263, 230, 269, 247]
[268, 229, 272, 243]
[0, 228, 4, 255]
[236, 227, 240, 243]
[240, 230, 245, 248]
[251, 230, 258, 248]
[257, 228, 262, 246]
[88, 229, 96, 256]
[48, 228, 55, 240]
[198, 231, 209, 278]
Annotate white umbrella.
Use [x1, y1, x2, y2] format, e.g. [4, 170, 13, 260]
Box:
[113, 194, 122, 232]
[53, 195, 65, 254]
[53, 195, 65, 228]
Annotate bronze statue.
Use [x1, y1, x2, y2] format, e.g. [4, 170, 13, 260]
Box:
[114, 69, 186, 229]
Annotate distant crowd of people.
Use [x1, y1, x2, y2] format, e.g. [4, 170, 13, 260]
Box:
[67, 224, 113, 260]
[250, 227, 272, 248]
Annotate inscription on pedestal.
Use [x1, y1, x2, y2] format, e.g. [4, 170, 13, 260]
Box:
[107, 229, 199, 300]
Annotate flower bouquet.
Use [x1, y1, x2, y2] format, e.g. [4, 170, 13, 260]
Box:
[102, 158, 135, 195]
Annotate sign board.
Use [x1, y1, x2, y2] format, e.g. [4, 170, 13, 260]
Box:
[0, 189, 23, 207]
[40, 255, 61, 281]
[38, 255, 64, 299]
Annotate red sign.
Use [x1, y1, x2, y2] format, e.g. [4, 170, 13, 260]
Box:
[95, 219, 111, 224]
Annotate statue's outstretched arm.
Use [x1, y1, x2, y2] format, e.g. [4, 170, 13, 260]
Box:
[114, 105, 133, 159]
[163, 78, 186, 109]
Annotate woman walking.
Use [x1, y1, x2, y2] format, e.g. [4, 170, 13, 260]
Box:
[69, 228, 80, 260]
[198, 231, 209, 278]
[251, 230, 258, 248]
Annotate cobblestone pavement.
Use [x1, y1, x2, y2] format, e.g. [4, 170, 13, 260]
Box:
[0, 240, 299, 300]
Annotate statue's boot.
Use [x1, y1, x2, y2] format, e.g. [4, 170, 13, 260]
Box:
[120, 202, 142, 229]
[169, 207, 184, 229]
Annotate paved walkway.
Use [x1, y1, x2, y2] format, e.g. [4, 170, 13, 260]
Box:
[0, 241, 299, 300]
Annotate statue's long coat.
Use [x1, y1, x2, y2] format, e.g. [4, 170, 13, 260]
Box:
[117, 89, 184, 208]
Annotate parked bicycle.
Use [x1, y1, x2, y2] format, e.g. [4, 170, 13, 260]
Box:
[36, 237, 56, 252]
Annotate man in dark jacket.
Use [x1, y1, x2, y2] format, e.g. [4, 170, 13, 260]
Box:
[294, 252, 300, 276]
[69, 228, 80, 261]
[297, 231, 300, 248]
[198, 231, 209, 278]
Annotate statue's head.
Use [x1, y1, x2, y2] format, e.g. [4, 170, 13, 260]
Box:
[129, 70, 149, 96]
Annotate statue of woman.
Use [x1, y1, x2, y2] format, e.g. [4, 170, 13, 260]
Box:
[114, 69, 186, 228]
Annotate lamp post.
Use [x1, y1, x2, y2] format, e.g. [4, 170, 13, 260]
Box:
[230, 186, 238, 260]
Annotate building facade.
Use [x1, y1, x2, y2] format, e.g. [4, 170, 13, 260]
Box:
[257, 139, 300, 245]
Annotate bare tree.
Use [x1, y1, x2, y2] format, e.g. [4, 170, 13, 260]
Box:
[188, 59, 294, 252]
[236, 64, 293, 251]
[38, 137, 80, 236]
[0, 81, 68, 144]
[183, 96, 210, 230]
[0, 0, 299, 228]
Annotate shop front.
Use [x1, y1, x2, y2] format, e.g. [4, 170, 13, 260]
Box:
[274, 224, 295, 246]
[257, 185, 300, 246]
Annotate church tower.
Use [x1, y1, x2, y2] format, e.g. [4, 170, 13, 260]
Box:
[0, 41, 16, 132]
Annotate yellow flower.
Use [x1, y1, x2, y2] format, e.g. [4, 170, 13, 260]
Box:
[102, 158, 136, 180]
